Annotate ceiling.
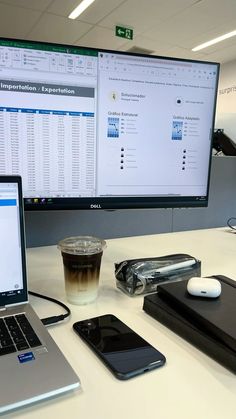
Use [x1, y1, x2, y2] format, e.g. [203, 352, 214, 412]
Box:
[0, 0, 236, 64]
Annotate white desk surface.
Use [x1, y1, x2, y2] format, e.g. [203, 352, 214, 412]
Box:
[8, 227, 236, 419]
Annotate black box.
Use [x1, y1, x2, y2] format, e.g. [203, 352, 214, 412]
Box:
[143, 275, 236, 373]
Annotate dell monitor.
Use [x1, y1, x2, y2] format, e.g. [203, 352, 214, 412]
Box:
[0, 38, 219, 210]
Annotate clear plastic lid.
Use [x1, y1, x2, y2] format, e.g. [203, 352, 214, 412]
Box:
[58, 236, 106, 255]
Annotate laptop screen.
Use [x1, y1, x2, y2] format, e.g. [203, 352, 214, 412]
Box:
[0, 176, 27, 307]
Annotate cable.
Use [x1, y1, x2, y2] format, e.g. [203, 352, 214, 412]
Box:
[227, 217, 236, 231]
[28, 290, 71, 326]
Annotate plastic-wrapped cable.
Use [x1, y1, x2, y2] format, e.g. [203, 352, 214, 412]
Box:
[115, 254, 201, 296]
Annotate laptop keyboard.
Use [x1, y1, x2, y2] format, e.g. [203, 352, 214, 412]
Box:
[0, 314, 42, 356]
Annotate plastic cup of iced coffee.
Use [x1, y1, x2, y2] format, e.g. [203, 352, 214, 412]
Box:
[58, 236, 106, 305]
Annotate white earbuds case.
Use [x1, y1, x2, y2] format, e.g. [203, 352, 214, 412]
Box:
[187, 277, 221, 298]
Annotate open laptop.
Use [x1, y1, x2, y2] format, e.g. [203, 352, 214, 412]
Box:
[0, 175, 80, 414]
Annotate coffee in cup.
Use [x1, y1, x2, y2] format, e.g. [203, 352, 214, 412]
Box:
[58, 236, 106, 305]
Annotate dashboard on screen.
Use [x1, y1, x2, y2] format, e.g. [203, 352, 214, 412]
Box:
[0, 38, 219, 210]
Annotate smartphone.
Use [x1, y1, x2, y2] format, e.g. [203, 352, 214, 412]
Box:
[73, 314, 166, 380]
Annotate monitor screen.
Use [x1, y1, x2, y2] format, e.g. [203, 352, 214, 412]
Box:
[0, 38, 219, 210]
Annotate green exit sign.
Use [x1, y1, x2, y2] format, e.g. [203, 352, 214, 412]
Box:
[115, 26, 133, 40]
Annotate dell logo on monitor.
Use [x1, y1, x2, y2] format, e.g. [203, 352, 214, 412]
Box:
[90, 204, 102, 209]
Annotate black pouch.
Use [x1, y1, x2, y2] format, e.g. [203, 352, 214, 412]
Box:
[115, 253, 201, 296]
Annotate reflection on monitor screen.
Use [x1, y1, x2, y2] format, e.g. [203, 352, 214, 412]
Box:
[0, 38, 219, 210]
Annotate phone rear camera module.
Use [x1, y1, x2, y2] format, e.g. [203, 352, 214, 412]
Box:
[83, 320, 96, 330]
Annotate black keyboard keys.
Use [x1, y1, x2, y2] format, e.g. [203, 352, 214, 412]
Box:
[0, 314, 41, 356]
[4, 316, 29, 351]
[16, 314, 42, 348]
[0, 318, 16, 355]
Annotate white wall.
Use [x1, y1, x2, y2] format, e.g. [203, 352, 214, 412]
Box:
[215, 59, 236, 143]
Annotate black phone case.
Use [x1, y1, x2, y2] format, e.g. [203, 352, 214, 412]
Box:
[73, 315, 166, 380]
[73, 321, 124, 379]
